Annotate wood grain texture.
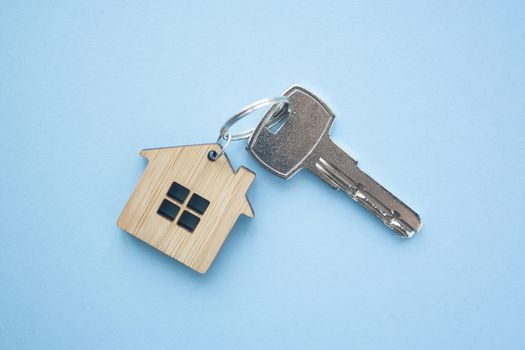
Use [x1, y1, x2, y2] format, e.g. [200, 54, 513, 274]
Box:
[117, 143, 255, 273]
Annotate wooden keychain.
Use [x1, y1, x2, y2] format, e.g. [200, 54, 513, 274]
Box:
[117, 97, 289, 273]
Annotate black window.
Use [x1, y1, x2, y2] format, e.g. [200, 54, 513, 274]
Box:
[157, 181, 210, 233]
[187, 193, 210, 214]
[167, 182, 190, 203]
[157, 199, 181, 221]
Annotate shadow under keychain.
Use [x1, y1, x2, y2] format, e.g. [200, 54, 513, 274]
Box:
[118, 85, 422, 274]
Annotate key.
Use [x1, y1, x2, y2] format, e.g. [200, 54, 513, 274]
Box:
[247, 85, 422, 237]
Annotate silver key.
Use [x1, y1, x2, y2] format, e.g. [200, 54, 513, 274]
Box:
[247, 85, 422, 237]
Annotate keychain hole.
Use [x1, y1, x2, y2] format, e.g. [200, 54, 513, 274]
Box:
[208, 150, 218, 161]
[268, 110, 289, 134]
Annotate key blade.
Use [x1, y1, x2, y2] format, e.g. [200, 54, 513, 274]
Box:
[308, 138, 422, 238]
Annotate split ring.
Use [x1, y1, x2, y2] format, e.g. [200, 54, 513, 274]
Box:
[208, 129, 232, 161]
[219, 96, 289, 141]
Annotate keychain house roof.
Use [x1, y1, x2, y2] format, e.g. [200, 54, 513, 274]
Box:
[117, 144, 255, 273]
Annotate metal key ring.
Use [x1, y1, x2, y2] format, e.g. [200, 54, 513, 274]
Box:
[208, 129, 232, 161]
[208, 96, 289, 161]
[219, 96, 289, 141]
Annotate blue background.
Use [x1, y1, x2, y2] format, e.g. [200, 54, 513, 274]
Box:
[1, 1, 524, 349]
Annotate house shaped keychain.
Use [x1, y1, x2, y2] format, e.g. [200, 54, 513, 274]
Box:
[118, 144, 255, 273]
[118, 97, 287, 273]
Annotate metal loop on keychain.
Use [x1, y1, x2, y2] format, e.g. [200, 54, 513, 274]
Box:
[208, 96, 289, 161]
[208, 129, 232, 161]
